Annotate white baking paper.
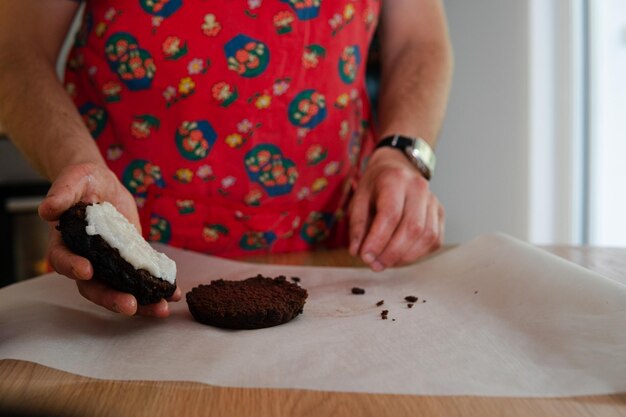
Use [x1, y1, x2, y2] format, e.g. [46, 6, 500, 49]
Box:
[0, 233, 625, 397]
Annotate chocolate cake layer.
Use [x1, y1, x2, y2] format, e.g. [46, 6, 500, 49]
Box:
[186, 275, 307, 329]
[58, 202, 176, 305]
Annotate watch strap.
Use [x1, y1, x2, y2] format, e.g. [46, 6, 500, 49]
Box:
[375, 134, 436, 180]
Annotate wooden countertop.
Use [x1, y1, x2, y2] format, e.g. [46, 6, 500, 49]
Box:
[1, 246, 625, 417]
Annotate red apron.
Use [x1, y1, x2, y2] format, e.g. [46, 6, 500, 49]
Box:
[65, 0, 380, 257]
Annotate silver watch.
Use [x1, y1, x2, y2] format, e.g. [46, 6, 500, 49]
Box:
[375, 134, 436, 180]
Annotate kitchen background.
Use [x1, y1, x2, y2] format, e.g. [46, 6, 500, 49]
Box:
[1, 0, 625, 284]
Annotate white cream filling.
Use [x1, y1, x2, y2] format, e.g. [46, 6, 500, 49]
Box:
[85, 202, 176, 284]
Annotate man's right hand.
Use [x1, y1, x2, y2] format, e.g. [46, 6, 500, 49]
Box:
[38, 162, 182, 317]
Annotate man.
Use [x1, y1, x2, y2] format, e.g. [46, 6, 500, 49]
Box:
[0, 0, 452, 317]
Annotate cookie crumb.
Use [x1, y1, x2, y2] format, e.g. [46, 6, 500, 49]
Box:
[381, 309, 389, 320]
[392, 318, 396, 322]
[404, 295, 418, 303]
[407, 303, 414, 309]
[291, 277, 301, 283]
[351, 287, 365, 295]
[376, 300, 384, 307]
[422, 299, 426, 303]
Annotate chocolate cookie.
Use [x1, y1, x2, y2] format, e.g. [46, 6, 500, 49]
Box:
[186, 275, 307, 329]
[58, 202, 177, 305]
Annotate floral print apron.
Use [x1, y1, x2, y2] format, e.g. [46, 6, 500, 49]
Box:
[65, 0, 380, 257]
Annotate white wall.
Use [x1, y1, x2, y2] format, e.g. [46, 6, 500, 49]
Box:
[589, 0, 626, 246]
[435, 0, 532, 243]
[435, 0, 583, 245]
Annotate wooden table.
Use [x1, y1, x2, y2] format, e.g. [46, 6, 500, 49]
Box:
[1, 246, 625, 417]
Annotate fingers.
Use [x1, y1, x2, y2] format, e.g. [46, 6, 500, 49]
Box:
[357, 178, 408, 271]
[76, 279, 138, 316]
[76, 280, 176, 318]
[398, 198, 444, 265]
[348, 187, 372, 256]
[374, 191, 432, 269]
[167, 286, 183, 302]
[47, 225, 93, 280]
[358, 191, 444, 270]
[137, 299, 172, 318]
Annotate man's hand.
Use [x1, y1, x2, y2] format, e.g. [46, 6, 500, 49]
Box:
[39, 162, 182, 317]
[349, 148, 444, 271]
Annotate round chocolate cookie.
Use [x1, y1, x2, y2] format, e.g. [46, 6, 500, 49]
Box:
[58, 202, 177, 305]
[186, 275, 308, 329]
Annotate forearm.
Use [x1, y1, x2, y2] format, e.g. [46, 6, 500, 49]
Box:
[376, 41, 452, 147]
[0, 51, 104, 181]
[0, 0, 103, 182]
[376, 0, 453, 148]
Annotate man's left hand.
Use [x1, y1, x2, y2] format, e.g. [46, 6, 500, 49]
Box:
[349, 147, 444, 271]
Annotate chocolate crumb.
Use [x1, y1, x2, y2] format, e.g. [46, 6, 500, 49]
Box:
[376, 300, 384, 307]
[381, 309, 389, 320]
[474, 290, 478, 294]
[392, 319, 396, 321]
[422, 300, 426, 303]
[291, 277, 301, 283]
[404, 295, 418, 303]
[351, 287, 365, 295]
[407, 303, 414, 309]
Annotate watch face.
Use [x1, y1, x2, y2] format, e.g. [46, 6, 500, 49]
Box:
[377, 135, 435, 180]
[404, 147, 432, 180]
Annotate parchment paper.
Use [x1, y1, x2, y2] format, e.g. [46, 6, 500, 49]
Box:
[0, 233, 625, 397]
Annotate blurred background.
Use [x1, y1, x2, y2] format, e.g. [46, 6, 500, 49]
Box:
[1, 0, 625, 284]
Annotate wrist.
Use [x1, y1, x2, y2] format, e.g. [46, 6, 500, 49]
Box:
[373, 134, 436, 180]
[45, 147, 106, 181]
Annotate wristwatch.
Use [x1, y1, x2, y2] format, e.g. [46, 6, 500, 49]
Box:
[374, 134, 436, 180]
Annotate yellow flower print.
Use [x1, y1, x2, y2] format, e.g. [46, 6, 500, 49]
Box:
[225, 133, 244, 148]
[202, 14, 221, 37]
[255, 94, 272, 109]
[178, 77, 195, 95]
[335, 93, 349, 108]
[343, 4, 355, 21]
[175, 168, 194, 184]
[66, 83, 76, 98]
[95, 22, 108, 38]
[312, 177, 328, 194]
